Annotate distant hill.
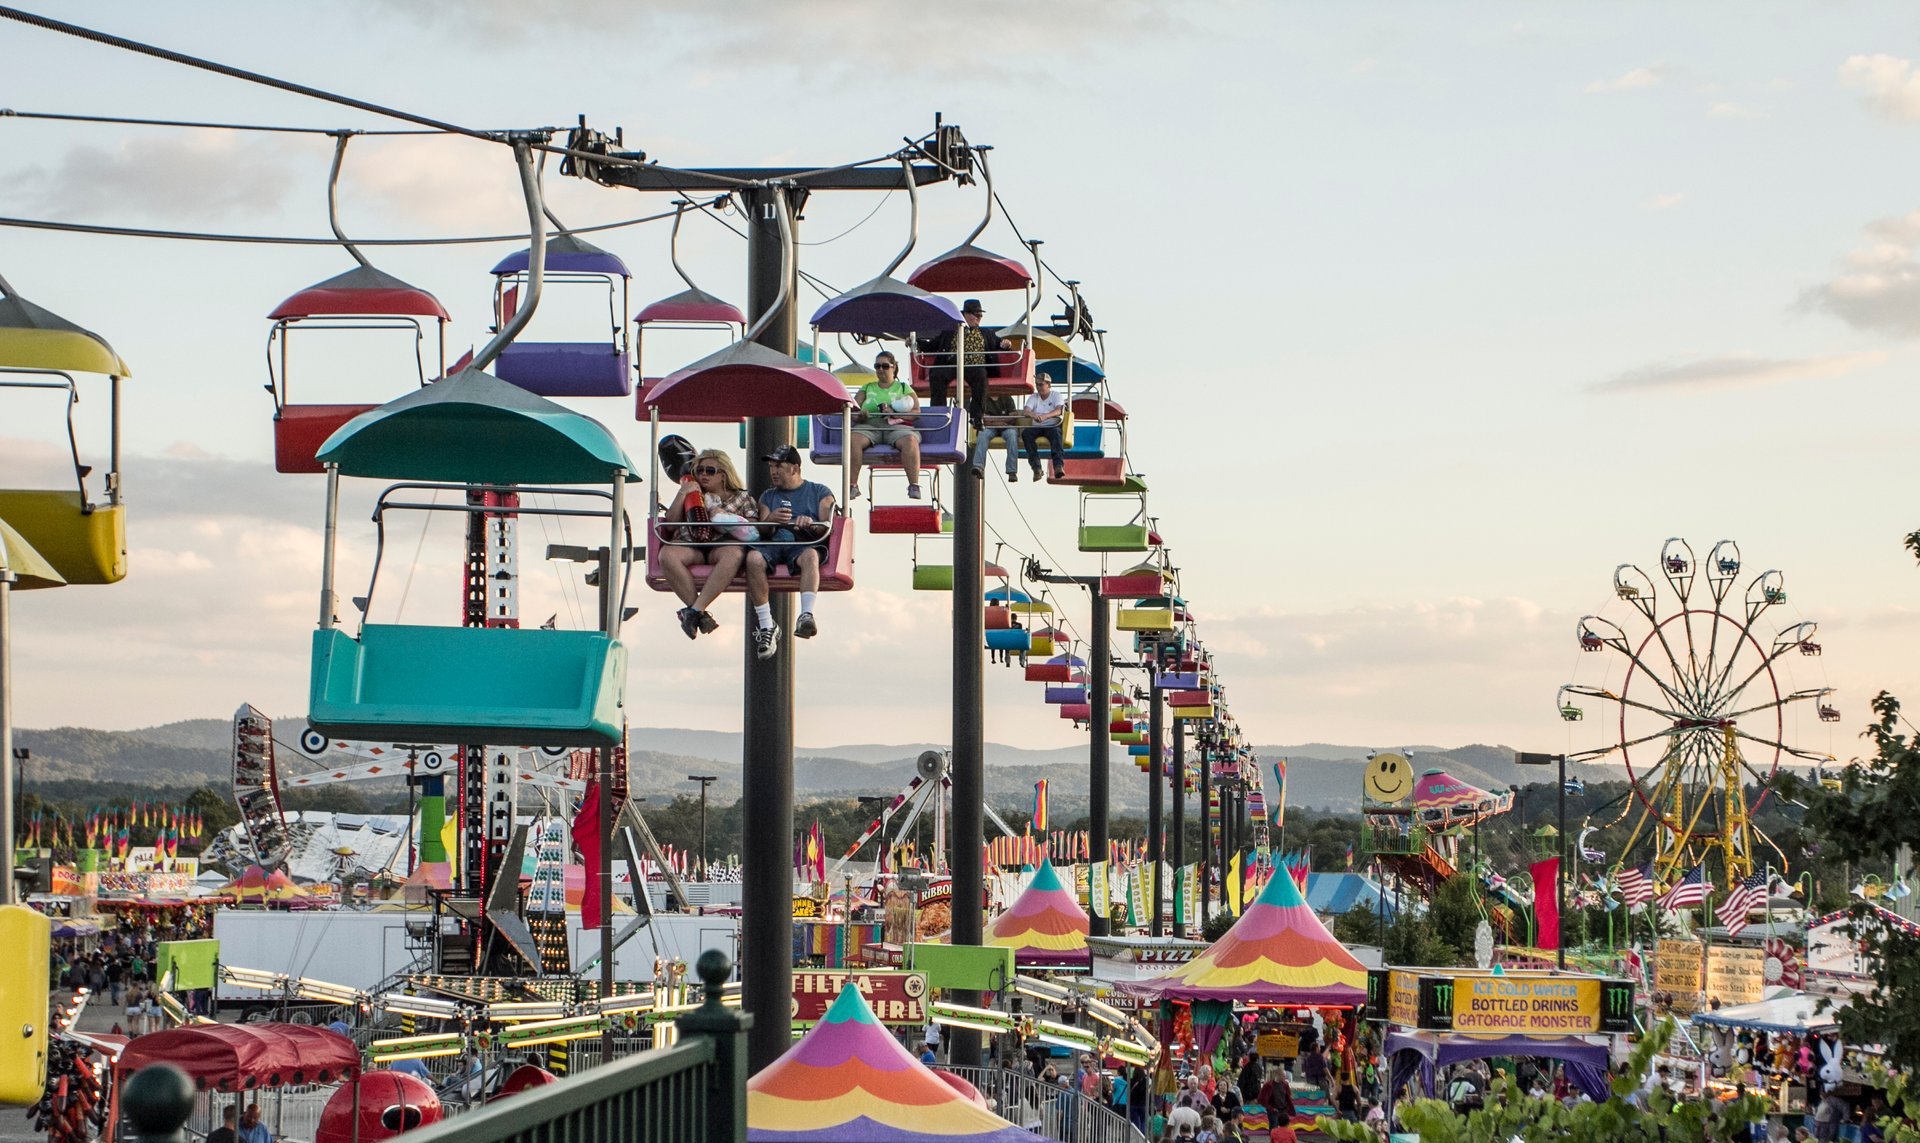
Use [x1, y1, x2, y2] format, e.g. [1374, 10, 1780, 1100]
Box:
[16, 717, 1626, 816]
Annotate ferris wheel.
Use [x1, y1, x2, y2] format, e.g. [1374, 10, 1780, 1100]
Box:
[1557, 538, 1837, 892]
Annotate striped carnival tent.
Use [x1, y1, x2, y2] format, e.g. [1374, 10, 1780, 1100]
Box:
[985, 858, 1091, 972]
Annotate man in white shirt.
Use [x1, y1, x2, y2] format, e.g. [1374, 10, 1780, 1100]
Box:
[1019, 375, 1069, 481]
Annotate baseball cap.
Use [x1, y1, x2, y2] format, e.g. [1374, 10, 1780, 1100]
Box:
[762, 445, 802, 465]
[961, 298, 985, 314]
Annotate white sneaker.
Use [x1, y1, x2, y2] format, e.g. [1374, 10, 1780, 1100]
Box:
[753, 624, 781, 660]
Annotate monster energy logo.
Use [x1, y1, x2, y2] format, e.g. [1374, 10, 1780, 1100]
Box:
[1601, 981, 1634, 1028]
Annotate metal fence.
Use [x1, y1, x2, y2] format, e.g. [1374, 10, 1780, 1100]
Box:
[946, 1065, 1146, 1143]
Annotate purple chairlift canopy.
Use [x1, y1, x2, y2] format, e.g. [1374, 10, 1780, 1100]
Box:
[268, 265, 449, 321]
[635, 286, 746, 327]
[906, 244, 1034, 294]
[490, 232, 631, 277]
[810, 277, 962, 336]
[645, 339, 849, 419]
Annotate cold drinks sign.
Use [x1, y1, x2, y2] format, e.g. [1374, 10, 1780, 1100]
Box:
[1369, 969, 1633, 1035]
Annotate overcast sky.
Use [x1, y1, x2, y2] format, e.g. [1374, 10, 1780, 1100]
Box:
[2, 2, 1915, 772]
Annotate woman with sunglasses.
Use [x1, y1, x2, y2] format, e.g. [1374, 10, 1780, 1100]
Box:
[658, 448, 759, 639]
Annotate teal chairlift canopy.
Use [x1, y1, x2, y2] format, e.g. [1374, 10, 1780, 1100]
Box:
[308, 367, 634, 748]
[317, 367, 640, 484]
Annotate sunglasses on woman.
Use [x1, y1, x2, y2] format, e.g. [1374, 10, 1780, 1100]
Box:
[695, 466, 722, 476]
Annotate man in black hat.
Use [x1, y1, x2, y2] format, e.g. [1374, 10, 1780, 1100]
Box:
[744, 445, 837, 659]
[917, 299, 1012, 459]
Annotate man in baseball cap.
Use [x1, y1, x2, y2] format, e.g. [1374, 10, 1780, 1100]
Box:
[744, 446, 836, 657]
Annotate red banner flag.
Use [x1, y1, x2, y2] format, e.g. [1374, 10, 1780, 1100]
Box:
[571, 781, 604, 928]
[1531, 857, 1561, 951]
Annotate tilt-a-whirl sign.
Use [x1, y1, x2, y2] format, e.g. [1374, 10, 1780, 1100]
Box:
[1367, 968, 1634, 1036]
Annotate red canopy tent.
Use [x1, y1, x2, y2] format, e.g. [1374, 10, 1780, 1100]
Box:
[108, 1024, 359, 1141]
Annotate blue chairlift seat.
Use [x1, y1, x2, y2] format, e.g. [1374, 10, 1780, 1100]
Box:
[310, 626, 625, 747]
[1044, 685, 1088, 705]
[986, 628, 1031, 654]
[811, 406, 965, 466]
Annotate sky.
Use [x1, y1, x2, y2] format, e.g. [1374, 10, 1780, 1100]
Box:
[2, 2, 1918, 769]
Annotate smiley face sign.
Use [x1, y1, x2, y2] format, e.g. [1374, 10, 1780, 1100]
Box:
[1364, 752, 1413, 805]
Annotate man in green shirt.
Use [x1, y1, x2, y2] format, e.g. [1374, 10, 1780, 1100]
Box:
[846, 351, 924, 499]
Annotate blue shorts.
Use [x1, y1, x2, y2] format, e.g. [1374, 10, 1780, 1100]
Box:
[761, 540, 827, 573]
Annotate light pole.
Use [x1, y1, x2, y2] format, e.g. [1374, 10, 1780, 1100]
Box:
[688, 775, 717, 881]
[1515, 752, 1568, 970]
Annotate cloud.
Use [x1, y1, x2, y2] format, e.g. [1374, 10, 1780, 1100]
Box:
[1707, 101, 1759, 119]
[1589, 351, 1888, 394]
[370, 0, 1185, 80]
[1644, 192, 1688, 211]
[1585, 63, 1669, 94]
[0, 135, 307, 223]
[1802, 209, 1920, 336]
[1839, 54, 1920, 122]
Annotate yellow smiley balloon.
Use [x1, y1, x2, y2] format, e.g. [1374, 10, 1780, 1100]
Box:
[1364, 752, 1413, 805]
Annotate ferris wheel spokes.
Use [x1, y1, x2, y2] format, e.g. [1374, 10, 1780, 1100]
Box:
[1562, 682, 1688, 724]
[1714, 685, 1833, 726]
[1660, 538, 1696, 603]
[1567, 723, 1698, 765]
[1732, 725, 1837, 765]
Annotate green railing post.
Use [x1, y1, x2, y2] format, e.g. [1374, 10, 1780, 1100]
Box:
[677, 948, 753, 1143]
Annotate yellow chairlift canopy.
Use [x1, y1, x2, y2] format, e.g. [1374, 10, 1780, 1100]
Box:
[0, 290, 131, 377]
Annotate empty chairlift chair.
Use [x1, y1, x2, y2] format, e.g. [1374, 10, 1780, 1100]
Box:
[1078, 482, 1151, 553]
[632, 201, 747, 418]
[307, 369, 636, 746]
[0, 272, 132, 585]
[266, 134, 449, 474]
[267, 266, 449, 473]
[490, 233, 633, 398]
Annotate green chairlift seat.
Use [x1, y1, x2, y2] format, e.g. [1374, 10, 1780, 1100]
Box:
[308, 368, 638, 747]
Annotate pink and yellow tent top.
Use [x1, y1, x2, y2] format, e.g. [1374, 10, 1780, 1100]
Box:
[1411, 768, 1513, 828]
[985, 858, 1090, 971]
[221, 866, 310, 904]
[1118, 861, 1366, 1006]
[748, 984, 1043, 1143]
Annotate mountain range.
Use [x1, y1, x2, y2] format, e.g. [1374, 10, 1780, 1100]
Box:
[15, 716, 1637, 815]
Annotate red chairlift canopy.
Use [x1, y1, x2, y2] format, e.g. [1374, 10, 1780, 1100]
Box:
[113, 1024, 359, 1091]
[635, 286, 746, 327]
[644, 340, 848, 419]
[905, 244, 1034, 294]
[268, 265, 449, 321]
[1070, 396, 1127, 421]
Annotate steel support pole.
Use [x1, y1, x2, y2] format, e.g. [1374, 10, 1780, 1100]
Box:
[1556, 755, 1567, 971]
[1147, 681, 1164, 937]
[1198, 734, 1211, 926]
[742, 184, 800, 1074]
[949, 441, 986, 1066]
[1088, 592, 1112, 937]
[1171, 717, 1186, 937]
[0, 573, 13, 905]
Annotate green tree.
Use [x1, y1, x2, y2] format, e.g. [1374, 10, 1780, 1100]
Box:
[1314, 1019, 1766, 1143]
[1782, 689, 1920, 1072]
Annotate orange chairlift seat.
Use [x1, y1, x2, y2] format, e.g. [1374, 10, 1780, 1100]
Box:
[641, 193, 855, 595]
[0, 271, 132, 584]
[267, 135, 448, 474]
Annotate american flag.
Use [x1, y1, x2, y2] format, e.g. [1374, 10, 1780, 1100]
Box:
[1658, 865, 1709, 911]
[1616, 864, 1656, 906]
[1716, 873, 1769, 936]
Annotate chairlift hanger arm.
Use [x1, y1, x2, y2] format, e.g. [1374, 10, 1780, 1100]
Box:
[562, 117, 966, 193]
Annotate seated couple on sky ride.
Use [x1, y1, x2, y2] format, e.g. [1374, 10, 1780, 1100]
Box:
[657, 444, 836, 662]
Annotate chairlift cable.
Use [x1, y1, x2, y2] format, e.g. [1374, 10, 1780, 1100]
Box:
[0, 197, 714, 245]
[0, 4, 753, 186]
[0, 108, 477, 135]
